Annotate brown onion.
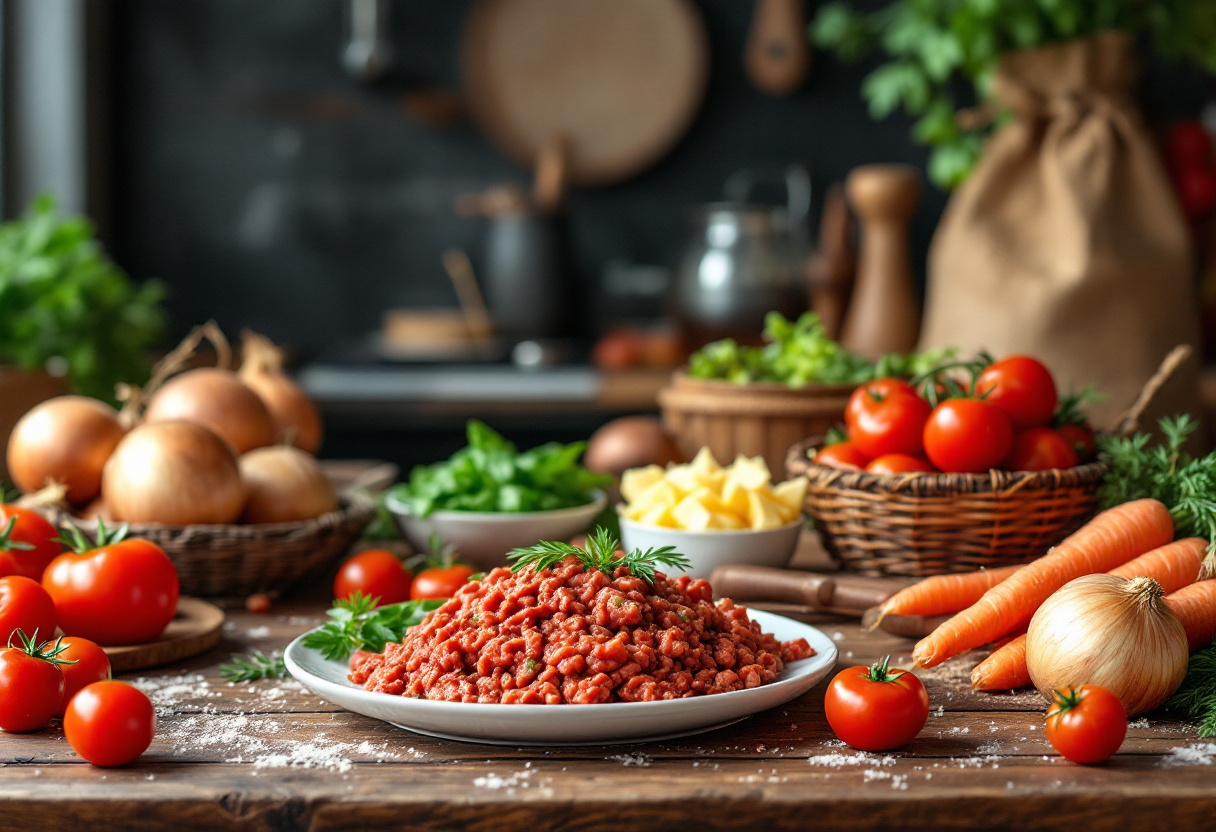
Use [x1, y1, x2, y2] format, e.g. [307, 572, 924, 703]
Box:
[103, 421, 245, 525]
[584, 416, 682, 476]
[239, 333, 322, 454]
[7, 396, 126, 504]
[238, 445, 336, 524]
[144, 368, 275, 454]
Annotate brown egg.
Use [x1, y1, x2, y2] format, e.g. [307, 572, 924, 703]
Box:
[584, 416, 682, 477]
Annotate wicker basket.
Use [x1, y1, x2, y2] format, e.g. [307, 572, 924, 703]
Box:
[55, 493, 376, 598]
[658, 373, 854, 474]
[786, 438, 1108, 577]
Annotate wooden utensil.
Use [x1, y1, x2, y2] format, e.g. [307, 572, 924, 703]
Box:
[103, 598, 225, 672]
[861, 607, 951, 639]
[441, 249, 495, 339]
[709, 565, 915, 616]
[840, 164, 922, 359]
[745, 0, 811, 95]
[805, 183, 856, 340]
[461, 0, 709, 186]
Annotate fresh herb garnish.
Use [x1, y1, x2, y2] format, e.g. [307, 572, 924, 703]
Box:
[220, 650, 288, 682]
[507, 526, 690, 584]
[300, 592, 445, 662]
[385, 420, 611, 519]
[1168, 642, 1216, 736]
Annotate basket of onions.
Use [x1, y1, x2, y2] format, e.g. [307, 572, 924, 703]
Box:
[5, 324, 375, 597]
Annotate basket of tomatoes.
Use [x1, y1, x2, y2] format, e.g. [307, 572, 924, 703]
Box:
[786, 355, 1109, 577]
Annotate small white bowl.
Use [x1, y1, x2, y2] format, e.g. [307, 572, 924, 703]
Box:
[386, 491, 608, 571]
[618, 514, 802, 580]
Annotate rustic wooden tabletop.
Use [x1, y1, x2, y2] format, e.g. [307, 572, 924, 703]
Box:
[2, 591, 1213, 832]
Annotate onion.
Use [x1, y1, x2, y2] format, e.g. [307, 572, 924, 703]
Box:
[1026, 574, 1189, 716]
[144, 368, 275, 454]
[238, 445, 336, 524]
[239, 332, 323, 454]
[6, 396, 126, 504]
[584, 416, 682, 476]
[103, 421, 245, 525]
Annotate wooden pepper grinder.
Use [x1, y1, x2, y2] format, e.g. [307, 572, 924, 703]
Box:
[805, 183, 856, 340]
[840, 164, 922, 359]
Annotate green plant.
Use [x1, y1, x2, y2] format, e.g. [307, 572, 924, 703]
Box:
[0, 195, 164, 401]
[300, 593, 445, 662]
[507, 526, 690, 585]
[813, 1, 1216, 188]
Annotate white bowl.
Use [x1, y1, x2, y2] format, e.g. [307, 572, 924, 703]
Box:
[618, 514, 802, 580]
[386, 491, 607, 571]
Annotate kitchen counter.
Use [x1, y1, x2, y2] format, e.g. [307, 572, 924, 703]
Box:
[2, 592, 1212, 831]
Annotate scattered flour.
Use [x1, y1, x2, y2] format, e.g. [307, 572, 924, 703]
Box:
[246, 625, 272, 639]
[808, 751, 897, 769]
[607, 753, 653, 767]
[1164, 743, 1216, 766]
[862, 770, 908, 790]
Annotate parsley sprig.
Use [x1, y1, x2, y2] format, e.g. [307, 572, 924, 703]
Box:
[300, 593, 444, 662]
[507, 527, 690, 584]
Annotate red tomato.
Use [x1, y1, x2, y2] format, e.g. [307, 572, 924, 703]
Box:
[334, 550, 413, 606]
[0, 506, 61, 581]
[0, 632, 66, 733]
[411, 564, 476, 600]
[824, 656, 930, 751]
[814, 441, 869, 470]
[43, 527, 179, 646]
[0, 576, 57, 647]
[245, 592, 273, 614]
[593, 332, 643, 370]
[1058, 423, 1097, 461]
[923, 399, 1014, 473]
[976, 356, 1058, 429]
[1005, 427, 1080, 471]
[1174, 166, 1216, 218]
[849, 392, 931, 459]
[63, 680, 156, 767]
[1168, 121, 1214, 170]
[56, 636, 112, 717]
[845, 378, 917, 429]
[865, 453, 935, 475]
[1045, 685, 1127, 764]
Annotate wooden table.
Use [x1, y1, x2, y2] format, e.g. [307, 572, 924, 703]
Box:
[2, 594, 1213, 831]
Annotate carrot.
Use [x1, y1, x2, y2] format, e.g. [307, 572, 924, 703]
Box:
[1165, 579, 1216, 652]
[873, 564, 1024, 625]
[913, 499, 1174, 668]
[970, 537, 1207, 690]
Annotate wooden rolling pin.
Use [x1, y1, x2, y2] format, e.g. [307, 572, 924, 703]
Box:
[709, 565, 914, 617]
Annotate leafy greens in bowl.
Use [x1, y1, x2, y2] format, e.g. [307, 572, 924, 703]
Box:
[385, 420, 612, 518]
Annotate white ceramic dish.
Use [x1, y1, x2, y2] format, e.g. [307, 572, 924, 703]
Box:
[284, 609, 836, 746]
[618, 515, 802, 580]
[386, 491, 607, 571]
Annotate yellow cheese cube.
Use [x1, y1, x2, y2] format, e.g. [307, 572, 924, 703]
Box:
[772, 479, 807, 517]
[638, 504, 678, 528]
[729, 455, 772, 491]
[747, 490, 788, 530]
[629, 479, 681, 513]
[690, 446, 723, 479]
[709, 511, 746, 530]
[688, 487, 730, 515]
[621, 465, 667, 503]
[663, 464, 701, 496]
[721, 474, 752, 517]
[672, 494, 714, 531]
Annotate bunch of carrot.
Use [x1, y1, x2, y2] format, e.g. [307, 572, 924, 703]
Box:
[872, 499, 1216, 690]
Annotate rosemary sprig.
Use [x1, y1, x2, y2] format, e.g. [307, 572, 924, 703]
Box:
[220, 650, 288, 682]
[506, 526, 690, 584]
[300, 593, 444, 662]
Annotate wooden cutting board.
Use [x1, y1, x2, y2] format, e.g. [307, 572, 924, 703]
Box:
[461, 0, 709, 186]
[103, 598, 225, 672]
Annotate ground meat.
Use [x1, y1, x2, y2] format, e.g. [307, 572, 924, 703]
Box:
[350, 557, 815, 704]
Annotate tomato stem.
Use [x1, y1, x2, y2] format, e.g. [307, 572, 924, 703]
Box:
[864, 655, 905, 683]
[0, 516, 35, 552]
[7, 629, 79, 666]
[1048, 686, 1084, 718]
[52, 517, 129, 554]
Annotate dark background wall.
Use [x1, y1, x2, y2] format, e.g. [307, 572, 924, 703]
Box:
[108, 0, 1210, 359]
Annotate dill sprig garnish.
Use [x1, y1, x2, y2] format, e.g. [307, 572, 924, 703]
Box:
[1168, 643, 1216, 737]
[506, 526, 690, 584]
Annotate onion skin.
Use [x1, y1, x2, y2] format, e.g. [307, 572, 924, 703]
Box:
[238, 445, 336, 524]
[103, 421, 245, 525]
[7, 396, 126, 504]
[144, 368, 275, 454]
[241, 372, 323, 454]
[1026, 574, 1189, 716]
[584, 416, 682, 477]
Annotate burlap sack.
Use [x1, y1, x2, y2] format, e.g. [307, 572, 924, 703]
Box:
[920, 32, 1200, 431]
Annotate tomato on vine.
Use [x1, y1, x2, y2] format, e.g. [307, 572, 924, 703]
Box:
[1045, 685, 1126, 764]
[923, 398, 1013, 473]
[0, 630, 71, 733]
[848, 391, 931, 460]
[976, 356, 1058, 430]
[409, 534, 475, 600]
[0, 506, 61, 581]
[824, 655, 929, 751]
[845, 378, 917, 429]
[334, 550, 413, 607]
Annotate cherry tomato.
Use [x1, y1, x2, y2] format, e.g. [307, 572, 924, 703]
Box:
[1045, 685, 1127, 764]
[1005, 427, 1079, 471]
[849, 391, 931, 460]
[0, 576, 57, 647]
[64, 680, 156, 767]
[1174, 166, 1216, 218]
[43, 525, 179, 646]
[814, 441, 869, 470]
[0, 632, 66, 733]
[245, 592, 273, 614]
[56, 636, 112, 717]
[334, 550, 413, 606]
[976, 356, 1058, 430]
[411, 564, 476, 600]
[1167, 121, 1214, 170]
[845, 378, 917, 429]
[593, 332, 643, 370]
[923, 399, 1014, 473]
[824, 655, 930, 751]
[0, 506, 61, 581]
[865, 453, 935, 475]
[1058, 423, 1097, 461]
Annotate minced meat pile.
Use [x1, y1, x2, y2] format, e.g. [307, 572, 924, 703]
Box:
[349, 557, 814, 704]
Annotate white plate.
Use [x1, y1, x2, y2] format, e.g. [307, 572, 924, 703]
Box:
[284, 609, 837, 746]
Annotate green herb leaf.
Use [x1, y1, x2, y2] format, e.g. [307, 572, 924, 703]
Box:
[301, 596, 445, 662]
[507, 528, 691, 584]
[220, 651, 288, 682]
[1168, 641, 1216, 736]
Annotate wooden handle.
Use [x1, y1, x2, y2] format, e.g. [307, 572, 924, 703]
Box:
[533, 136, 567, 215]
[821, 575, 912, 614]
[709, 565, 833, 607]
[744, 0, 811, 96]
